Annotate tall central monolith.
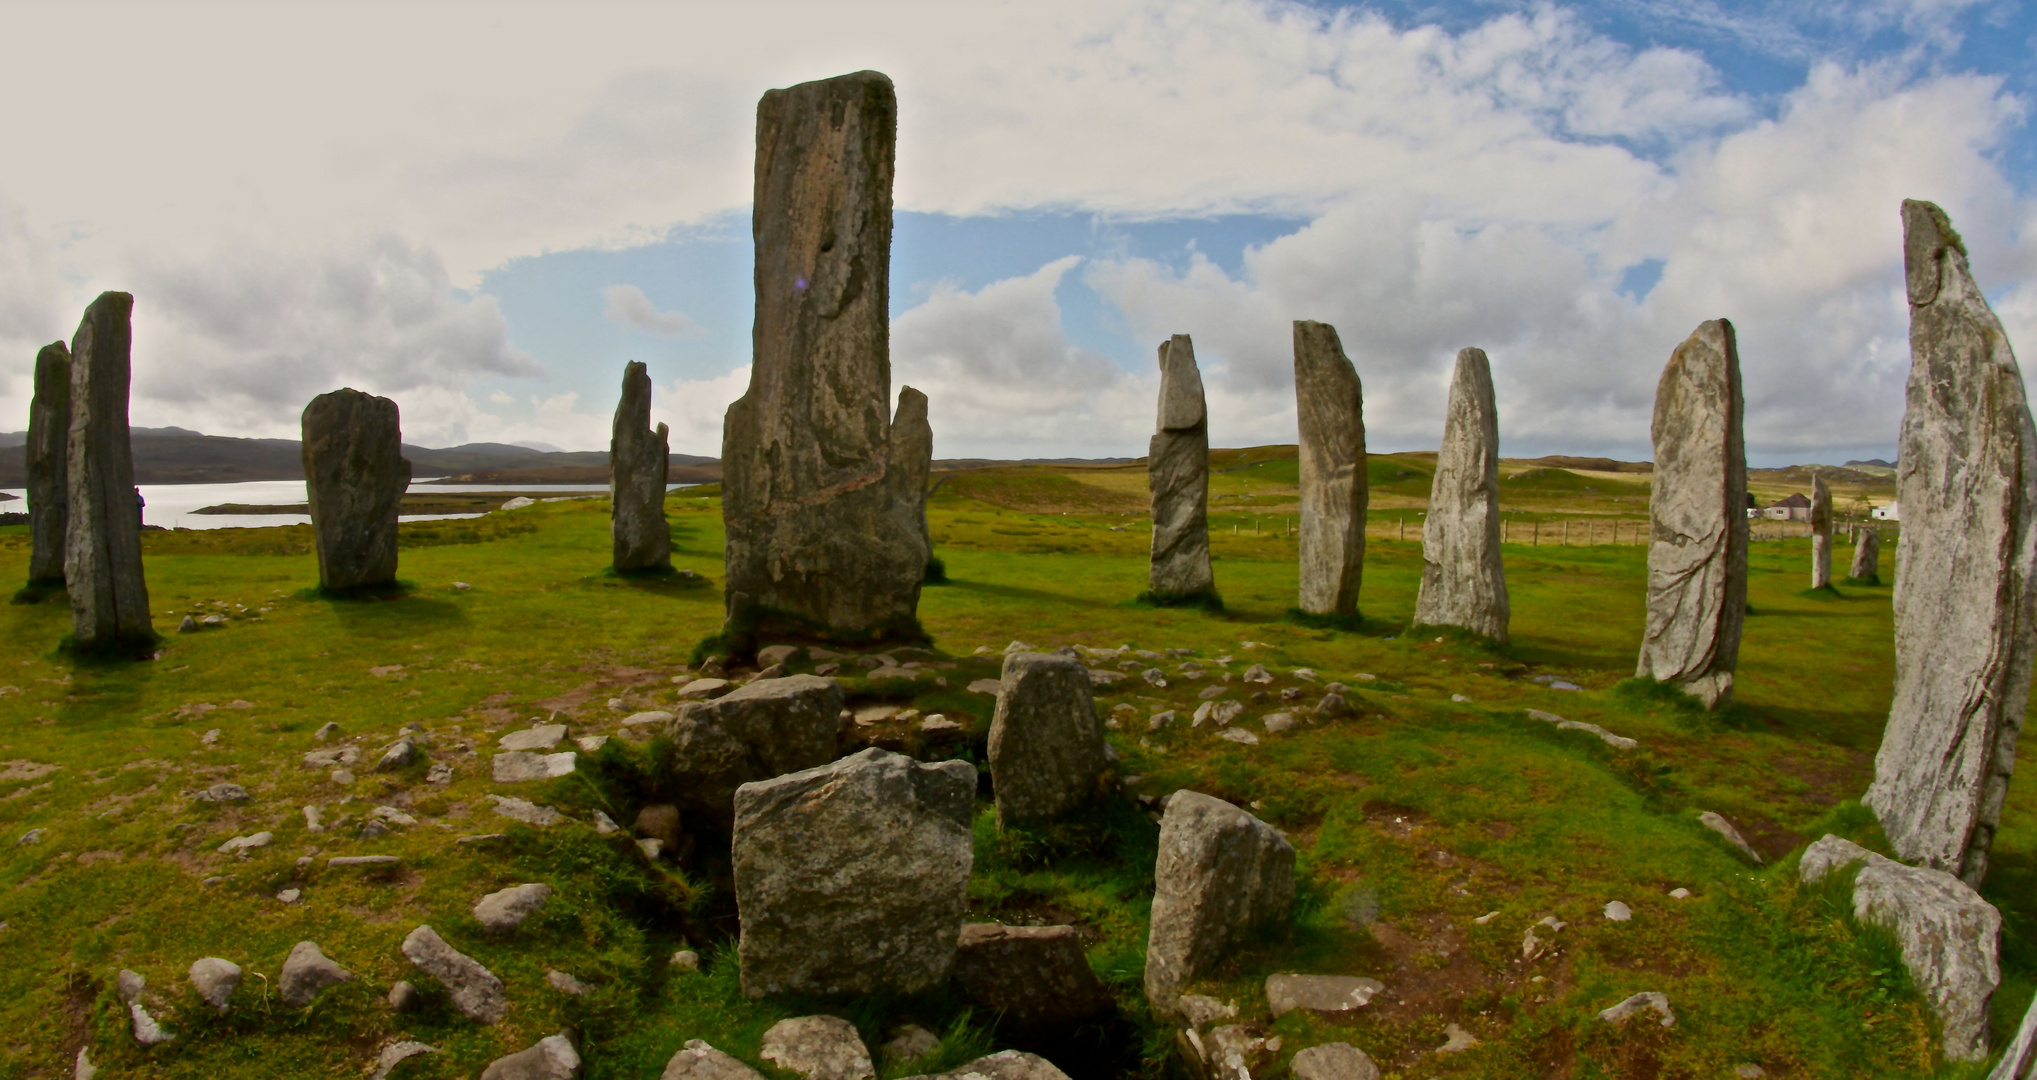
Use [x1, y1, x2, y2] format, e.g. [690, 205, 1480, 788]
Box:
[1810, 473, 1833, 589]
[1865, 199, 2037, 888]
[611, 361, 671, 573]
[1635, 319, 1748, 709]
[302, 389, 409, 592]
[26, 341, 70, 586]
[1148, 335, 1214, 602]
[1414, 347, 1508, 641]
[1293, 321, 1366, 616]
[721, 70, 929, 647]
[64, 292, 153, 649]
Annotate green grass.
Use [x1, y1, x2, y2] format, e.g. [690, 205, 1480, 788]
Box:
[0, 488, 2010, 1078]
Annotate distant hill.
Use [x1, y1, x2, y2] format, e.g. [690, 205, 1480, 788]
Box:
[0, 428, 714, 486]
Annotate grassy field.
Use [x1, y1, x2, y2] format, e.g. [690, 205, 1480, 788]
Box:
[0, 456, 2002, 1080]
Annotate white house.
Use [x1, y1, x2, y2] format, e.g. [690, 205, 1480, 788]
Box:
[1872, 503, 1900, 521]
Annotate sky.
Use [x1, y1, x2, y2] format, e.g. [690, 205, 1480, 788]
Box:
[1, 0, 2033, 466]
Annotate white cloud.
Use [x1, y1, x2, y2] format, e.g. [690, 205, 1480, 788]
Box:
[656, 365, 754, 458]
[602, 284, 704, 337]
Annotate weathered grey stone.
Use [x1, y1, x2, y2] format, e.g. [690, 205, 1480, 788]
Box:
[897, 1052, 1072, 1080]
[388, 981, 419, 1011]
[1179, 1025, 1270, 1080]
[367, 1041, 439, 1080]
[1598, 991, 1676, 1027]
[187, 957, 240, 1012]
[722, 71, 928, 647]
[1148, 335, 1214, 600]
[1414, 348, 1508, 641]
[500, 724, 566, 751]
[302, 387, 410, 591]
[894, 386, 935, 579]
[493, 751, 577, 782]
[1989, 991, 2037, 1080]
[489, 795, 565, 827]
[1800, 834, 2000, 1060]
[663, 1041, 767, 1080]
[1144, 791, 1296, 1012]
[546, 970, 588, 995]
[951, 923, 1112, 1027]
[636, 804, 682, 845]
[402, 925, 508, 1024]
[1698, 811, 1761, 863]
[882, 1026, 941, 1066]
[1810, 474, 1833, 589]
[26, 341, 68, 584]
[669, 674, 844, 830]
[988, 653, 1108, 825]
[1866, 200, 2037, 889]
[1635, 319, 1749, 709]
[733, 747, 974, 998]
[1850, 529, 1882, 584]
[612, 360, 672, 572]
[1293, 321, 1366, 616]
[1289, 1044, 1380, 1080]
[1265, 973, 1382, 1018]
[63, 293, 152, 649]
[473, 883, 552, 932]
[480, 1033, 580, 1080]
[278, 941, 352, 1007]
[761, 1015, 874, 1080]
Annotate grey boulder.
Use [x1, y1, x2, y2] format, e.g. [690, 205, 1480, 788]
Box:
[1289, 1043, 1380, 1080]
[481, 1033, 580, 1080]
[278, 941, 352, 1008]
[473, 883, 553, 932]
[662, 1041, 767, 1080]
[951, 923, 1112, 1028]
[1144, 791, 1296, 1013]
[669, 674, 844, 830]
[1413, 348, 1508, 642]
[187, 957, 241, 1012]
[760, 1015, 874, 1080]
[988, 652, 1108, 825]
[402, 925, 508, 1024]
[734, 748, 974, 998]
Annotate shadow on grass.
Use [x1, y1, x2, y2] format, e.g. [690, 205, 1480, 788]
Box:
[944, 577, 1122, 612]
[9, 578, 63, 606]
[297, 581, 469, 634]
[1283, 607, 1371, 634]
[585, 565, 717, 596]
[1129, 589, 1225, 614]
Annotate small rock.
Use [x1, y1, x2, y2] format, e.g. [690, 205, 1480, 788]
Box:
[638, 838, 665, 860]
[367, 1041, 440, 1080]
[1265, 974, 1383, 1018]
[623, 710, 676, 729]
[200, 728, 221, 746]
[1472, 910, 1499, 924]
[1242, 664, 1274, 684]
[546, 970, 589, 996]
[303, 805, 324, 832]
[277, 888, 301, 903]
[636, 804, 683, 846]
[1436, 1023, 1478, 1053]
[755, 663, 790, 680]
[117, 969, 145, 1006]
[757, 645, 805, 667]
[1289, 1043, 1381, 1080]
[129, 1000, 174, 1046]
[920, 714, 963, 735]
[1149, 710, 1176, 730]
[1264, 712, 1297, 733]
[74, 1047, 97, 1080]
[966, 679, 1003, 695]
[1669, 887, 1692, 899]
[17, 828, 44, 845]
[1698, 811, 1762, 863]
[882, 1024, 941, 1065]
[493, 751, 578, 782]
[1218, 728, 1259, 745]
[278, 940, 352, 1007]
[1734, 1066, 1767, 1079]
[670, 949, 701, 971]
[1178, 994, 1238, 1025]
[1604, 901, 1633, 921]
[1599, 991, 1676, 1027]
[452, 581, 472, 590]
[375, 739, 418, 772]
[402, 925, 508, 1024]
[480, 1033, 580, 1080]
[676, 678, 732, 699]
[373, 806, 417, 826]
[499, 725, 567, 751]
[427, 762, 455, 783]
[1451, 694, 1472, 703]
[1315, 693, 1352, 717]
[178, 616, 197, 633]
[488, 794, 565, 827]
[473, 883, 553, 932]
[188, 957, 241, 1012]
[314, 722, 342, 740]
[193, 783, 250, 803]
[574, 736, 608, 753]
[388, 981, 419, 1011]
[592, 811, 620, 835]
[661, 1040, 766, 1080]
[761, 1015, 874, 1080]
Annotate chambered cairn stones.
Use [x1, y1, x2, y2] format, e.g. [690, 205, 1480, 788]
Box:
[1810, 473, 1833, 589]
[64, 292, 153, 650]
[611, 360, 671, 573]
[720, 70, 931, 650]
[1413, 347, 1508, 641]
[988, 651, 1109, 826]
[1144, 791, 1295, 1016]
[733, 748, 975, 998]
[1850, 528, 1881, 585]
[1148, 335, 1215, 604]
[1293, 321, 1367, 617]
[1635, 319, 1749, 709]
[1865, 200, 2037, 889]
[25, 340, 69, 587]
[302, 389, 410, 592]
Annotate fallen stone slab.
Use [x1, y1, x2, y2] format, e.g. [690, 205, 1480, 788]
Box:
[1265, 973, 1383, 1018]
[480, 1033, 580, 1080]
[493, 751, 577, 782]
[1801, 834, 2000, 1061]
[1288, 1043, 1380, 1080]
[217, 831, 273, 855]
[278, 941, 352, 1007]
[328, 855, 400, 869]
[1599, 991, 1676, 1027]
[951, 923, 1112, 1028]
[671, 674, 845, 830]
[967, 679, 1003, 695]
[474, 883, 553, 933]
[676, 678, 732, 699]
[662, 1041, 767, 1080]
[402, 925, 508, 1024]
[761, 1015, 874, 1080]
[499, 724, 567, 751]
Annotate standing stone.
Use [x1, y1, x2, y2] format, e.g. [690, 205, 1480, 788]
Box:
[1865, 200, 2037, 888]
[988, 652, 1109, 826]
[1635, 319, 1749, 709]
[734, 748, 974, 998]
[667, 674, 845, 830]
[302, 389, 410, 592]
[721, 71, 929, 648]
[1413, 348, 1507, 641]
[1850, 529, 1882, 584]
[1144, 791, 1295, 1014]
[1149, 335, 1213, 600]
[63, 292, 153, 649]
[1293, 321, 1366, 616]
[1810, 473, 1833, 589]
[611, 360, 671, 573]
[26, 341, 68, 585]
[892, 387, 935, 578]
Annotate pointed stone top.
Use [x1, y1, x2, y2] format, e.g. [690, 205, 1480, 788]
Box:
[1156, 335, 1205, 432]
[1903, 199, 1967, 307]
[783, 70, 893, 93]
